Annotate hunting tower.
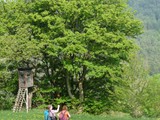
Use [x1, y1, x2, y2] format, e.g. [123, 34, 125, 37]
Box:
[13, 68, 33, 112]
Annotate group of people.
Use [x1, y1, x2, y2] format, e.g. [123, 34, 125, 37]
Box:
[44, 104, 71, 120]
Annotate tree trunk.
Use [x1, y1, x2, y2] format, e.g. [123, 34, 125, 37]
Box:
[28, 86, 38, 109]
[78, 80, 84, 102]
[77, 80, 84, 113]
[66, 71, 75, 99]
[28, 93, 33, 109]
[77, 66, 87, 113]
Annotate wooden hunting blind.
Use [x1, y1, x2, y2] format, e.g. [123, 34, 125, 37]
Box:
[13, 68, 34, 112]
[18, 68, 33, 88]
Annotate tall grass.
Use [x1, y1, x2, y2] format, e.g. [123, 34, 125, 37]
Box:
[0, 109, 158, 120]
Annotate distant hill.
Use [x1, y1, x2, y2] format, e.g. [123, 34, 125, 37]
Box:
[129, 0, 160, 75]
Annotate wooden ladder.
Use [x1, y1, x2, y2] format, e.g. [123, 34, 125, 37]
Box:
[13, 88, 27, 112]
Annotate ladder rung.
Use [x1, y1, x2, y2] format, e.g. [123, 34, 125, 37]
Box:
[13, 88, 27, 112]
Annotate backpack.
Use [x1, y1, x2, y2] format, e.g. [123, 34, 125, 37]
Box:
[44, 110, 49, 120]
[59, 111, 67, 120]
[44, 110, 52, 120]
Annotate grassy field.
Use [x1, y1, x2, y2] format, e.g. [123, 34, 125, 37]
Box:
[0, 109, 158, 120]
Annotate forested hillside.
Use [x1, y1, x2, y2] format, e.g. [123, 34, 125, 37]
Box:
[129, 0, 160, 75]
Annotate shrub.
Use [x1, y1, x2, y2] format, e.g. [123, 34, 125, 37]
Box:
[0, 90, 14, 110]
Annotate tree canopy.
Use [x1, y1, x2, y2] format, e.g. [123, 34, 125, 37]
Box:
[0, 0, 142, 113]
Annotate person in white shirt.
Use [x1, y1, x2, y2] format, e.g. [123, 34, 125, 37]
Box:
[48, 104, 60, 120]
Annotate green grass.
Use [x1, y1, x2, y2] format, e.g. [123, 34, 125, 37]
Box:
[0, 109, 158, 120]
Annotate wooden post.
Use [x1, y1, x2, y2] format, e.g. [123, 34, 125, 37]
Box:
[26, 88, 28, 113]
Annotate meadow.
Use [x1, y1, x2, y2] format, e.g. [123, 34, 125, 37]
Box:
[0, 109, 158, 120]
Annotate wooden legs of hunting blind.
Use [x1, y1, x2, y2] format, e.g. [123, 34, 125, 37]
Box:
[13, 88, 29, 112]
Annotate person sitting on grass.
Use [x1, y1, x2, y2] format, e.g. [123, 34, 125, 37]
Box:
[59, 105, 71, 120]
[44, 104, 60, 120]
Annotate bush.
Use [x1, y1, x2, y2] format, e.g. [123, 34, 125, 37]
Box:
[83, 99, 106, 115]
[141, 74, 160, 117]
[0, 90, 14, 110]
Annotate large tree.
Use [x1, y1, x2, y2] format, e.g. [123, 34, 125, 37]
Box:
[0, 0, 142, 112]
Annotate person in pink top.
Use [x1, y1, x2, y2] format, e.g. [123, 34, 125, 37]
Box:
[48, 104, 60, 120]
[59, 105, 71, 120]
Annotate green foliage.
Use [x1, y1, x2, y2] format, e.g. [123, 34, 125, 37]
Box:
[114, 53, 160, 117]
[114, 54, 149, 117]
[0, 0, 143, 114]
[0, 59, 18, 110]
[0, 91, 14, 110]
[142, 74, 160, 117]
[33, 83, 59, 107]
[84, 100, 105, 115]
[0, 1, 41, 63]
[54, 97, 81, 111]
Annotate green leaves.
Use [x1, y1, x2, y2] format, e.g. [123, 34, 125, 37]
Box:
[0, 0, 143, 112]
